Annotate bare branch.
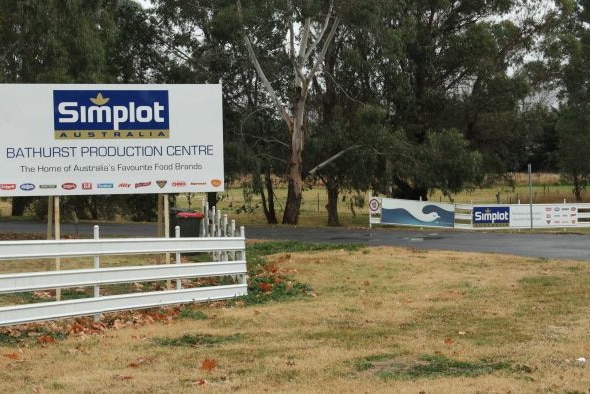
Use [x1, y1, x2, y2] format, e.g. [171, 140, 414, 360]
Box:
[303, 2, 334, 62]
[298, 17, 311, 63]
[307, 145, 363, 176]
[237, 0, 293, 132]
[307, 15, 339, 81]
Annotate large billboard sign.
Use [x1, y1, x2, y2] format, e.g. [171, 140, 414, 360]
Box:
[0, 84, 224, 196]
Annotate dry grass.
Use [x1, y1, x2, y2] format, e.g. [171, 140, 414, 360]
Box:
[0, 199, 9, 217]
[1, 246, 590, 393]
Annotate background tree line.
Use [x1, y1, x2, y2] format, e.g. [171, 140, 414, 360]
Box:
[0, 0, 586, 225]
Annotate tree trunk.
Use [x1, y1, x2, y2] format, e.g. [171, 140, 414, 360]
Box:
[207, 192, 217, 210]
[283, 88, 306, 225]
[572, 171, 582, 202]
[325, 177, 340, 226]
[264, 170, 278, 224]
[283, 156, 303, 224]
[10, 197, 33, 216]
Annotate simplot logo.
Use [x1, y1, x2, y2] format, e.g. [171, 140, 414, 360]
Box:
[54, 90, 170, 139]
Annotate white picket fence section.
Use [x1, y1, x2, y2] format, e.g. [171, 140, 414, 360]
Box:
[0, 224, 248, 327]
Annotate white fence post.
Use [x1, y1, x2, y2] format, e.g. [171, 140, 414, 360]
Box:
[93, 225, 100, 321]
[175, 225, 181, 290]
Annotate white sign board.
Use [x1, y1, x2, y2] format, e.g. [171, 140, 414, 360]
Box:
[0, 84, 224, 196]
[510, 204, 578, 228]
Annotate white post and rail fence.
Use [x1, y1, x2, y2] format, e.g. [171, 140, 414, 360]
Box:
[0, 213, 247, 327]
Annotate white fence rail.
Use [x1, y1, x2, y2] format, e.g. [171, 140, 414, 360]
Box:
[0, 226, 248, 327]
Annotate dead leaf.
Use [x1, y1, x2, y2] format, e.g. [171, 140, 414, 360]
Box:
[444, 337, 455, 345]
[113, 319, 126, 330]
[200, 358, 217, 372]
[33, 291, 53, 299]
[253, 310, 261, 316]
[37, 335, 56, 345]
[3, 351, 22, 360]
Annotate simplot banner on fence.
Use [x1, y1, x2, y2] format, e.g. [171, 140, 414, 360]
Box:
[0, 84, 224, 196]
[371, 198, 590, 229]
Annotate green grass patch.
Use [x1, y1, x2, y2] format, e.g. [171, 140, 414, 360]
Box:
[247, 240, 364, 257]
[239, 241, 357, 305]
[177, 307, 209, 321]
[153, 333, 244, 347]
[356, 353, 510, 379]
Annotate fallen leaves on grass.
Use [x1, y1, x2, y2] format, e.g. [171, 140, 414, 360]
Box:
[37, 335, 56, 345]
[3, 349, 23, 360]
[200, 358, 217, 372]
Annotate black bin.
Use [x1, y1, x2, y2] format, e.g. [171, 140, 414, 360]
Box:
[169, 209, 204, 237]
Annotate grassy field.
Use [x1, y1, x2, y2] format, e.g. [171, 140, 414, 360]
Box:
[0, 242, 589, 393]
[1, 174, 590, 392]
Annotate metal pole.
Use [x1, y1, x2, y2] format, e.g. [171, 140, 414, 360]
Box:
[528, 163, 533, 231]
[175, 225, 181, 290]
[46, 196, 53, 239]
[164, 194, 171, 289]
[54, 195, 61, 301]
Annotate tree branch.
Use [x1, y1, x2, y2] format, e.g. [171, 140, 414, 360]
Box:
[307, 14, 339, 81]
[307, 145, 363, 176]
[237, 0, 293, 132]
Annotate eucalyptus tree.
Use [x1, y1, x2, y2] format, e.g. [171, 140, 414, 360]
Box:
[367, 0, 545, 199]
[542, 1, 590, 201]
[236, 0, 340, 224]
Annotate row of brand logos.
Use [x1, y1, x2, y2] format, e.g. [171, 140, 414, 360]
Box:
[473, 206, 578, 226]
[0, 179, 222, 192]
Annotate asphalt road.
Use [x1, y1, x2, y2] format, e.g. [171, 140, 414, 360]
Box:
[1, 220, 589, 261]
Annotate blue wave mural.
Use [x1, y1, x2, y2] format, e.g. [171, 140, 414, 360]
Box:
[381, 202, 455, 228]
